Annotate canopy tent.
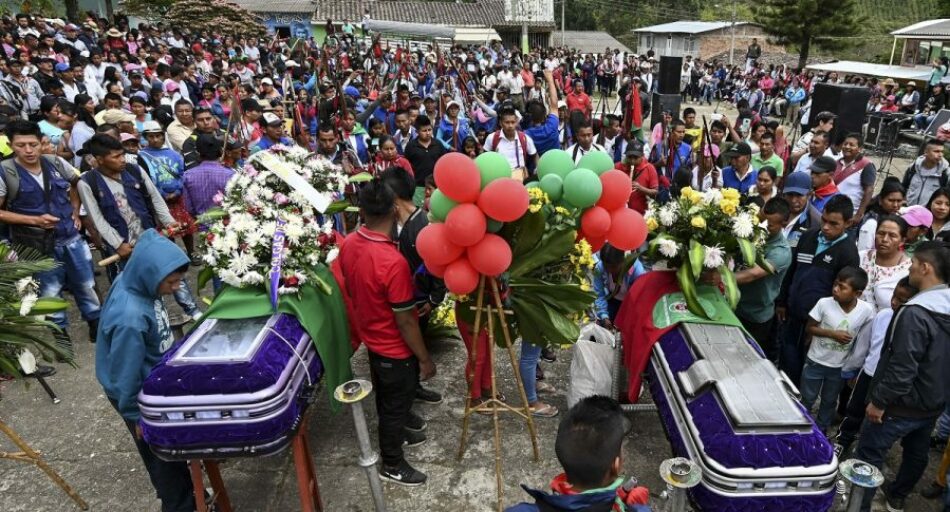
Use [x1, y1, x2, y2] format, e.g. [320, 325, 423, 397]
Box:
[454, 27, 502, 44]
[363, 19, 455, 40]
[805, 60, 932, 82]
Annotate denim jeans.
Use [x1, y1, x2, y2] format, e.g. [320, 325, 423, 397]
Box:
[36, 234, 100, 328]
[799, 358, 845, 431]
[855, 414, 937, 510]
[936, 404, 950, 440]
[519, 341, 542, 403]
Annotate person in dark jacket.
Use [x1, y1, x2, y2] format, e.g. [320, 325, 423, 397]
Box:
[776, 195, 860, 385]
[854, 241, 950, 512]
[506, 396, 652, 512]
[781, 171, 822, 249]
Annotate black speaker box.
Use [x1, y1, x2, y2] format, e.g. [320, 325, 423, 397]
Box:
[865, 112, 901, 149]
[651, 93, 681, 131]
[808, 83, 871, 144]
[658, 56, 683, 95]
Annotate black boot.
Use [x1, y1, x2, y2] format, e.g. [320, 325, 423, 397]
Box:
[88, 319, 99, 344]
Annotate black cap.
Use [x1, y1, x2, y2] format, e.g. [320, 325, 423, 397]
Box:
[625, 140, 645, 157]
[809, 155, 837, 174]
[815, 111, 837, 123]
[724, 141, 752, 157]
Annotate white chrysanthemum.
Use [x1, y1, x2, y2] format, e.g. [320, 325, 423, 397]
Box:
[658, 239, 679, 258]
[15, 277, 35, 295]
[702, 188, 723, 205]
[733, 213, 755, 238]
[284, 222, 305, 243]
[325, 247, 339, 263]
[658, 205, 678, 227]
[242, 271, 265, 285]
[19, 292, 37, 316]
[222, 232, 240, 252]
[218, 269, 242, 287]
[228, 251, 256, 275]
[703, 245, 724, 269]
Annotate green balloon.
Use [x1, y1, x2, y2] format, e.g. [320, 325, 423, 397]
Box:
[576, 151, 615, 176]
[475, 151, 511, 188]
[429, 189, 458, 221]
[537, 149, 575, 179]
[539, 173, 564, 202]
[563, 168, 603, 209]
[525, 181, 540, 189]
[487, 218, 504, 233]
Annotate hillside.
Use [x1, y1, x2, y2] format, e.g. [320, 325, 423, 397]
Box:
[836, 0, 941, 62]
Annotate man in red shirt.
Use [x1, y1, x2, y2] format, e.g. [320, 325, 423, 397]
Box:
[615, 140, 658, 214]
[338, 180, 437, 487]
[566, 79, 592, 121]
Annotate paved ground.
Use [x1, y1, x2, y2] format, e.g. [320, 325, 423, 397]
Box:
[0, 100, 937, 512]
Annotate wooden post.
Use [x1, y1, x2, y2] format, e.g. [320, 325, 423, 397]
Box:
[0, 418, 89, 510]
[457, 277, 540, 512]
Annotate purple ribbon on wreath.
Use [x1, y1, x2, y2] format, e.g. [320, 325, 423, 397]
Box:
[269, 217, 287, 311]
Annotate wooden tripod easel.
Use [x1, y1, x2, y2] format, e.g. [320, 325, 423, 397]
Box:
[457, 276, 540, 512]
[0, 418, 88, 510]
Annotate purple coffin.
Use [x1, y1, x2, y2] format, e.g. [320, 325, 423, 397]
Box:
[647, 322, 837, 511]
[138, 313, 322, 460]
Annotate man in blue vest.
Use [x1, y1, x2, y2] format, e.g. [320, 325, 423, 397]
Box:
[77, 134, 202, 321]
[0, 120, 100, 360]
[721, 142, 758, 194]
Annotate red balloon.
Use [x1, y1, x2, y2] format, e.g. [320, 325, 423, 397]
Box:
[434, 153, 481, 203]
[445, 204, 487, 247]
[416, 223, 464, 266]
[587, 234, 607, 253]
[467, 234, 512, 277]
[444, 257, 480, 295]
[477, 178, 529, 222]
[607, 208, 647, 250]
[597, 170, 633, 211]
[581, 206, 612, 238]
[427, 261, 447, 278]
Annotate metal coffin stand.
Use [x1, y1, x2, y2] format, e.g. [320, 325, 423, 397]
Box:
[138, 313, 323, 460]
[647, 322, 839, 511]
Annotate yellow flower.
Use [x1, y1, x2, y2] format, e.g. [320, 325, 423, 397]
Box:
[691, 216, 706, 229]
[554, 206, 571, 216]
[721, 188, 741, 201]
[646, 217, 659, 231]
[720, 199, 738, 216]
[529, 203, 542, 213]
[680, 186, 696, 198]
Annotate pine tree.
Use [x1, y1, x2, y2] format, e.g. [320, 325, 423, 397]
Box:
[163, 0, 267, 38]
[752, 0, 866, 69]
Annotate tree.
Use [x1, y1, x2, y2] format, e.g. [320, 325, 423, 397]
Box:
[752, 0, 866, 69]
[163, 0, 267, 37]
[119, 0, 175, 19]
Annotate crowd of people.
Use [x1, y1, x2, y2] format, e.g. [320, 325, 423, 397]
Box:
[2, 11, 950, 512]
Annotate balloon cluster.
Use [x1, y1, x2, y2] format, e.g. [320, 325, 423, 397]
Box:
[531, 149, 647, 253]
[417, 152, 529, 295]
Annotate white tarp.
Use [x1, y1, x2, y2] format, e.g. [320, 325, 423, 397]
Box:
[364, 20, 454, 40]
[806, 60, 932, 81]
[454, 27, 500, 44]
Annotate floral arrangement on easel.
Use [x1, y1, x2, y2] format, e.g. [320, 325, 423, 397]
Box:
[643, 186, 771, 317]
[415, 149, 647, 347]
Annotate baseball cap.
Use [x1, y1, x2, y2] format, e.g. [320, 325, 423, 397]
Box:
[446, 100, 461, 110]
[261, 112, 283, 126]
[96, 108, 136, 125]
[141, 120, 163, 133]
[783, 172, 812, 196]
[261, 77, 274, 86]
[54, 62, 70, 72]
[120, 133, 138, 143]
[625, 140, 645, 157]
[809, 155, 837, 174]
[196, 133, 224, 158]
[724, 141, 752, 158]
[557, 100, 567, 109]
[901, 205, 933, 228]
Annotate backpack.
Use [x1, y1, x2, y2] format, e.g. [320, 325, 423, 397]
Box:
[492, 129, 529, 168]
[84, 164, 158, 226]
[0, 155, 70, 204]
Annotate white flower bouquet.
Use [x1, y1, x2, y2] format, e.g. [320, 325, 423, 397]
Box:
[200, 145, 348, 295]
[644, 187, 770, 317]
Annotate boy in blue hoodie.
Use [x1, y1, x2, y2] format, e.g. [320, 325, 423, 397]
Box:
[95, 228, 195, 511]
[507, 396, 652, 512]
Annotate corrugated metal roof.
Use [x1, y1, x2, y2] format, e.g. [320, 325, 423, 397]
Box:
[309, 1, 553, 28]
[891, 19, 950, 38]
[229, 0, 314, 14]
[551, 31, 631, 54]
[805, 60, 932, 81]
[632, 20, 749, 34]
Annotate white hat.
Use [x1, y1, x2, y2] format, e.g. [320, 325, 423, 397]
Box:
[261, 112, 283, 126]
[284, 60, 299, 68]
[141, 120, 163, 133]
[446, 100, 461, 109]
[261, 77, 274, 86]
[557, 100, 567, 109]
